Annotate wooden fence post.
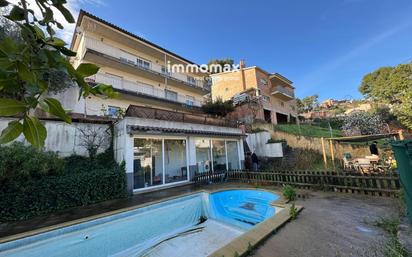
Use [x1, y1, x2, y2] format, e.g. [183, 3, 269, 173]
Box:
[321, 137, 327, 168]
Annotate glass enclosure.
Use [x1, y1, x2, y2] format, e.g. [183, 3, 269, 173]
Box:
[226, 141, 240, 170]
[195, 139, 211, 173]
[164, 139, 187, 184]
[133, 139, 163, 189]
[212, 140, 227, 172]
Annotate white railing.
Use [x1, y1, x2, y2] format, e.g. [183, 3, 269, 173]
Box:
[90, 73, 202, 107]
[84, 38, 206, 89]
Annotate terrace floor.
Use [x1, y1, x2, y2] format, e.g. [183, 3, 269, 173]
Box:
[1, 183, 410, 257]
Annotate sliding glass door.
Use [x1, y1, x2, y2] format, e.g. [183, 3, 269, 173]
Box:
[164, 139, 187, 184]
[133, 137, 188, 190]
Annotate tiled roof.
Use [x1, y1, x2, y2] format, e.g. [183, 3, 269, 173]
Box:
[127, 125, 244, 137]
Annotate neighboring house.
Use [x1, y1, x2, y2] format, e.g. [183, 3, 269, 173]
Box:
[210, 60, 298, 124]
[53, 10, 245, 194]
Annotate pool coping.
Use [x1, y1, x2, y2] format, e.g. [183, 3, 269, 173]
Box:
[0, 187, 301, 256]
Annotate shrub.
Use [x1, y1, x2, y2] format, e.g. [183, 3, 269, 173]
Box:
[290, 202, 298, 220]
[0, 142, 64, 183]
[201, 98, 235, 117]
[0, 144, 127, 221]
[282, 185, 297, 201]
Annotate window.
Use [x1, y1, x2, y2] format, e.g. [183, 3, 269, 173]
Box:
[212, 140, 226, 172]
[119, 50, 136, 64]
[280, 100, 285, 107]
[226, 141, 240, 170]
[186, 95, 195, 106]
[165, 89, 178, 102]
[195, 139, 211, 173]
[187, 76, 197, 86]
[260, 78, 268, 86]
[133, 138, 189, 190]
[164, 139, 187, 184]
[107, 106, 120, 117]
[261, 95, 270, 102]
[133, 139, 163, 189]
[136, 57, 151, 69]
[161, 66, 170, 75]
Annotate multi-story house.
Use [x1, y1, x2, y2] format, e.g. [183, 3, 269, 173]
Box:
[56, 10, 244, 194]
[211, 60, 298, 124]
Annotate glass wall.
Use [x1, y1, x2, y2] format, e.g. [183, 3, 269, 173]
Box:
[226, 141, 240, 170]
[164, 139, 187, 183]
[195, 139, 211, 173]
[212, 140, 227, 172]
[133, 139, 163, 189]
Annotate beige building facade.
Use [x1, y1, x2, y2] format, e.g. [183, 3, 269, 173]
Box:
[53, 10, 245, 194]
[211, 61, 298, 124]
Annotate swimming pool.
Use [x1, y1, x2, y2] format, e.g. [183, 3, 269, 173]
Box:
[0, 189, 280, 257]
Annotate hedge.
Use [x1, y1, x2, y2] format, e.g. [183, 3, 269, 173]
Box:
[0, 164, 127, 222]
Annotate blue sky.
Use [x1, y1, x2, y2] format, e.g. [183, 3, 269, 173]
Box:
[75, 0, 412, 101]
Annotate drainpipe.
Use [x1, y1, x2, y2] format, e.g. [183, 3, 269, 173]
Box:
[239, 59, 246, 91]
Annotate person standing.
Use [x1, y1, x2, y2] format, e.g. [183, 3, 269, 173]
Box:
[251, 152, 259, 171]
[369, 141, 379, 156]
[245, 152, 252, 171]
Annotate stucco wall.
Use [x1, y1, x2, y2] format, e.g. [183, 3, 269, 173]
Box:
[246, 131, 283, 158]
[0, 118, 111, 157]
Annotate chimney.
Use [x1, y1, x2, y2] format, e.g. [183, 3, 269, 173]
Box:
[239, 59, 246, 90]
[239, 59, 246, 69]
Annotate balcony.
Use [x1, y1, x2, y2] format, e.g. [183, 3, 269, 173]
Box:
[82, 38, 209, 93]
[89, 73, 203, 108]
[271, 86, 295, 101]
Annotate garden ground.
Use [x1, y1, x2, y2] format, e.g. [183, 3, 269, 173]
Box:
[251, 190, 412, 257]
[1, 183, 410, 257]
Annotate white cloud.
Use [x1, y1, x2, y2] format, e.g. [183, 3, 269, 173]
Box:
[8, 0, 105, 43]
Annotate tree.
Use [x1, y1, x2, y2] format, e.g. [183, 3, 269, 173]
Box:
[359, 63, 412, 129]
[0, 0, 117, 148]
[341, 111, 386, 136]
[207, 58, 234, 74]
[202, 98, 234, 117]
[301, 94, 319, 112]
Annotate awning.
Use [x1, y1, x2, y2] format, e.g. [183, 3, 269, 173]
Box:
[127, 125, 244, 137]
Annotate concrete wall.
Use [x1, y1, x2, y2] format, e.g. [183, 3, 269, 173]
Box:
[0, 118, 111, 157]
[246, 131, 283, 158]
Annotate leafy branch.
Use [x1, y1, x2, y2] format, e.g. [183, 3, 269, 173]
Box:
[0, 0, 117, 148]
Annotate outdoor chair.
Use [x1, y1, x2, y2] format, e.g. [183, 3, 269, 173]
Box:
[343, 153, 354, 170]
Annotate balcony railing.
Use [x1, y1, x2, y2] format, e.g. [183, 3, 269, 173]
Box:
[126, 105, 238, 128]
[271, 86, 295, 98]
[83, 38, 208, 90]
[89, 73, 202, 107]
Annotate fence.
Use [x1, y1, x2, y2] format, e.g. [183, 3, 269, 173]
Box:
[193, 170, 400, 197]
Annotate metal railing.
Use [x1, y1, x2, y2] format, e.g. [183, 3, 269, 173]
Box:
[90, 73, 202, 107]
[126, 105, 239, 128]
[83, 38, 208, 90]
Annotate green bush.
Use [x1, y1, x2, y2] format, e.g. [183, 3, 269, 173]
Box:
[0, 142, 64, 183]
[0, 144, 127, 221]
[282, 185, 297, 201]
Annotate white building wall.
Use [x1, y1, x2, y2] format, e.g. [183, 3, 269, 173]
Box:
[246, 131, 283, 158]
[0, 118, 111, 157]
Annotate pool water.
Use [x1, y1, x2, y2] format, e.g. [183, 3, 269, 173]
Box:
[0, 189, 280, 257]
